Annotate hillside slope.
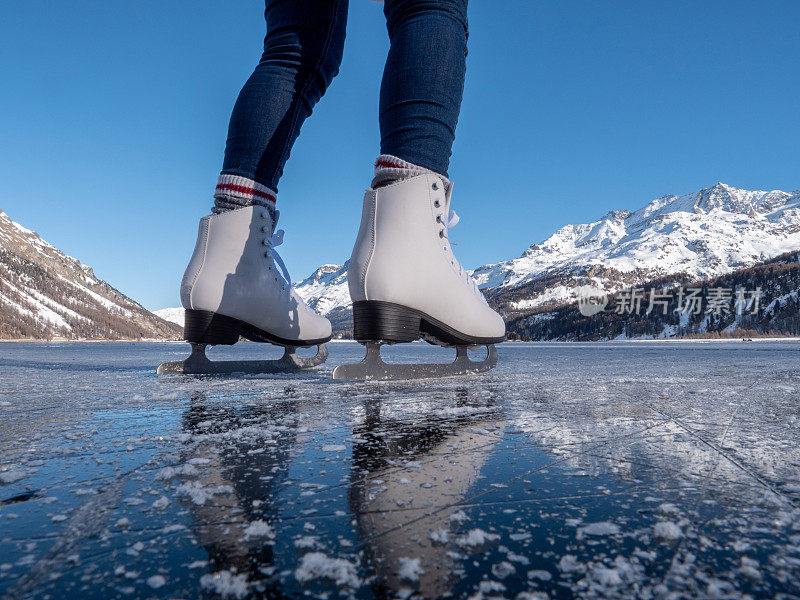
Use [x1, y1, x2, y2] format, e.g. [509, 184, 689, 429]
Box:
[504, 251, 800, 341]
[0, 209, 180, 340]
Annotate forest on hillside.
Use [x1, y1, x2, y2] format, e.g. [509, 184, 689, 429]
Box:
[501, 252, 800, 341]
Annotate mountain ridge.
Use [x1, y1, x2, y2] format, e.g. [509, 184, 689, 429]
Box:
[0, 209, 181, 340]
[473, 182, 800, 291]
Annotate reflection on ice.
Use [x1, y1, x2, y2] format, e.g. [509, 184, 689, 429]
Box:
[350, 390, 504, 597]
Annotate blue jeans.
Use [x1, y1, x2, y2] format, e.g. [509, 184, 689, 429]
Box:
[221, 0, 468, 192]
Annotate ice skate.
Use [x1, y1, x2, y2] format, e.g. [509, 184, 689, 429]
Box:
[333, 173, 504, 381]
[157, 205, 331, 375]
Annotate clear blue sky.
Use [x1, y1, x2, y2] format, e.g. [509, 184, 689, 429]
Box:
[2, 1, 799, 310]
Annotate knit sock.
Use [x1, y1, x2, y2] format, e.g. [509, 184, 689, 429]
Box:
[371, 154, 450, 189]
[212, 174, 277, 216]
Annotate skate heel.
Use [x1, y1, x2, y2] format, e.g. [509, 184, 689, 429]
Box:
[183, 310, 241, 345]
[352, 301, 421, 343]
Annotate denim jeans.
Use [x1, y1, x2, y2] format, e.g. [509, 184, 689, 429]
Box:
[221, 0, 468, 192]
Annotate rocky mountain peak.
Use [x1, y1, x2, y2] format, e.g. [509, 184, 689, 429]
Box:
[693, 182, 793, 215]
[605, 209, 632, 222]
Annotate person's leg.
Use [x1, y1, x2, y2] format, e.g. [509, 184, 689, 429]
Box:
[174, 0, 347, 361]
[338, 0, 503, 380]
[374, 0, 468, 187]
[215, 0, 349, 212]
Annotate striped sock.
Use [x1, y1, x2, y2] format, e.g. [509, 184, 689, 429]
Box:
[212, 174, 277, 214]
[371, 155, 450, 189]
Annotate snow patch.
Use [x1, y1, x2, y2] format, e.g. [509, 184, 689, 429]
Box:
[146, 575, 166, 589]
[653, 521, 683, 541]
[577, 521, 621, 538]
[176, 481, 233, 505]
[491, 561, 516, 579]
[458, 528, 500, 548]
[243, 519, 275, 541]
[321, 444, 346, 452]
[0, 468, 27, 484]
[200, 570, 250, 598]
[294, 552, 361, 588]
[429, 528, 450, 544]
[154, 307, 185, 326]
[156, 463, 199, 480]
[397, 557, 424, 582]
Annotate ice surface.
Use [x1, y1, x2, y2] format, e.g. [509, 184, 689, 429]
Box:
[1, 340, 799, 599]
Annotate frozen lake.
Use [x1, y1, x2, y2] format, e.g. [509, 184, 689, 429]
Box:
[1, 340, 799, 599]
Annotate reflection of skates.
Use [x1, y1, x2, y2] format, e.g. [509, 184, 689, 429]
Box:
[350, 394, 503, 597]
[157, 206, 330, 375]
[333, 174, 504, 381]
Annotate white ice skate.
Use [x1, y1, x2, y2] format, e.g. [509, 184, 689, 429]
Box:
[157, 205, 331, 375]
[333, 174, 504, 381]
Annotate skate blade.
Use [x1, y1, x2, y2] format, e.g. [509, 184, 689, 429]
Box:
[157, 343, 328, 375]
[332, 343, 498, 381]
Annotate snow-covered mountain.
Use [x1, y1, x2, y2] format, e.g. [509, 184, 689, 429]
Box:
[474, 183, 800, 310]
[0, 209, 181, 340]
[294, 263, 352, 332]
[506, 250, 800, 341]
[294, 183, 800, 325]
[154, 307, 185, 328]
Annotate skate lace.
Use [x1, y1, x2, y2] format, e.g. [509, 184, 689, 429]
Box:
[437, 209, 483, 298]
[262, 228, 292, 294]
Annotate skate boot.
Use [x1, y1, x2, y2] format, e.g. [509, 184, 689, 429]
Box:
[157, 205, 331, 375]
[333, 173, 504, 381]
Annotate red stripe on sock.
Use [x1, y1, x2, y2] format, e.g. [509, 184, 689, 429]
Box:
[215, 183, 276, 203]
[375, 159, 410, 170]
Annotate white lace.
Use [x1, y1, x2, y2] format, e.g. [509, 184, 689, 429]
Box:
[442, 209, 459, 230]
[437, 208, 482, 296]
[263, 228, 292, 292]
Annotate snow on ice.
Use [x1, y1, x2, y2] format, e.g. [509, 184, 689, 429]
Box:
[294, 552, 361, 587]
